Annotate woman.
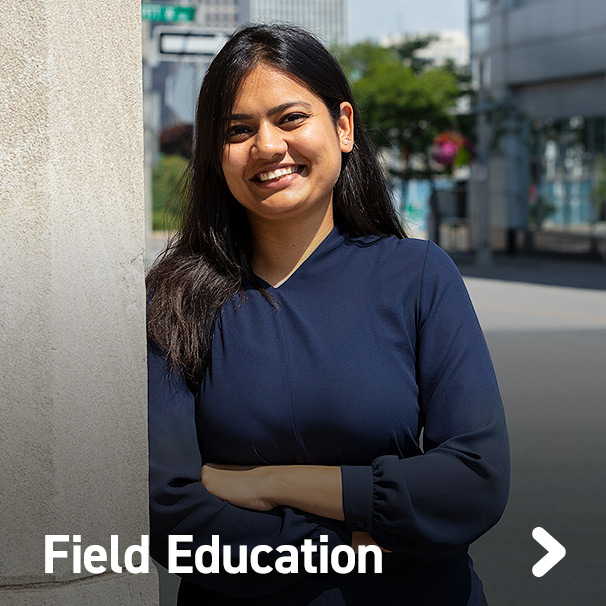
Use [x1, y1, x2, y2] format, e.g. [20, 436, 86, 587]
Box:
[147, 23, 509, 606]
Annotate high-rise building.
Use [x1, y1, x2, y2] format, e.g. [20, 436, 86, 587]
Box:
[246, 0, 347, 46]
[197, 0, 248, 29]
[196, 1, 347, 45]
[469, 0, 606, 256]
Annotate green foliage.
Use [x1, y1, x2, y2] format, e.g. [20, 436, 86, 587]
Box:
[529, 196, 556, 228]
[393, 34, 439, 74]
[335, 39, 464, 179]
[152, 154, 188, 231]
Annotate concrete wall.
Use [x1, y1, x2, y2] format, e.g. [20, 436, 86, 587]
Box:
[0, 1, 158, 603]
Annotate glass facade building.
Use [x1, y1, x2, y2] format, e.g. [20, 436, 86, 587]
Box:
[468, 0, 606, 253]
[531, 117, 606, 229]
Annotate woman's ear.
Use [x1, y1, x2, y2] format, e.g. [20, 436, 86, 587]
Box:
[337, 102, 354, 153]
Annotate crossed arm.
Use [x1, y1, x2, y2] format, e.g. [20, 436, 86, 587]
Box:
[201, 464, 343, 518]
[200, 463, 387, 552]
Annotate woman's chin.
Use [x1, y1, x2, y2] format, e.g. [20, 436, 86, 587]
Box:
[244, 194, 319, 220]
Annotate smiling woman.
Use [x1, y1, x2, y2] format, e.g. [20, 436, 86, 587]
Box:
[146, 23, 508, 606]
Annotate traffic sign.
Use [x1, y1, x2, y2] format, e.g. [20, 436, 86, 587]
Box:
[153, 27, 229, 61]
[142, 3, 195, 23]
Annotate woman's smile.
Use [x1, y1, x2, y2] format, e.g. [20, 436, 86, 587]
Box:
[254, 164, 302, 183]
[252, 164, 306, 188]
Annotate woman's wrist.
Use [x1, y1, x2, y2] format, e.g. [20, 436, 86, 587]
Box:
[259, 465, 345, 520]
[252, 465, 293, 508]
[254, 465, 288, 508]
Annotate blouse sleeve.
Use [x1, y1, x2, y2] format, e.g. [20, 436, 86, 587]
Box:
[340, 240, 510, 558]
[148, 342, 351, 597]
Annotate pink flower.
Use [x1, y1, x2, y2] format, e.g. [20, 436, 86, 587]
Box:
[433, 141, 459, 165]
[432, 130, 473, 168]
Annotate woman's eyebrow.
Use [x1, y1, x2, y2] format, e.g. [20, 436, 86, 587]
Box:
[230, 101, 313, 120]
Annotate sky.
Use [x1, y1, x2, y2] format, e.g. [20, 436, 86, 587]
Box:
[348, 0, 467, 42]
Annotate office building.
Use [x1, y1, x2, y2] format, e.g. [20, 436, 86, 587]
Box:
[469, 0, 606, 255]
[246, 0, 347, 46]
[197, 1, 347, 45]
[198, 0, 248, 29]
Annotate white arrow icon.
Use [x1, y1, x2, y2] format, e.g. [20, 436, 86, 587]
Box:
[532, 527, 566, 577]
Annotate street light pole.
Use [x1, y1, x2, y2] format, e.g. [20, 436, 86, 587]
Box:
[475, 102, 493, 267]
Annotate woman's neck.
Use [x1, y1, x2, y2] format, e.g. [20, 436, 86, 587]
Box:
[248, 204, 334, 288]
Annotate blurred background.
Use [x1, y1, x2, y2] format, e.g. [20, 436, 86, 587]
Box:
[141, 2, 606, 605]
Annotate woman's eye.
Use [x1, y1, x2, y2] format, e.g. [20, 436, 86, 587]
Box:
[226, 125, 250, 140]
[281, 113, 308, 125]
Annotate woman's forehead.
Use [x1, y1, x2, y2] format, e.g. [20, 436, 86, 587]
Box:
[231, 64, 321, 111]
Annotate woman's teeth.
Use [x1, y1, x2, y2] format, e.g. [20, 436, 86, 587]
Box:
[257, 166, 299, 183]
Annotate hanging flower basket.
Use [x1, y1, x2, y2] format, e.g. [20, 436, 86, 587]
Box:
[432, 130, 473, 172]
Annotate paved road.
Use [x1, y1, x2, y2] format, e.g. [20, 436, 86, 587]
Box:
[149, 236, 606, 605]
[461, 258, 606, 606]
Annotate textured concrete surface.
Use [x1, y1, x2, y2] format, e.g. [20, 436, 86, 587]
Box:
[0, 1, 158, 603]
[0, 572, 157, 606]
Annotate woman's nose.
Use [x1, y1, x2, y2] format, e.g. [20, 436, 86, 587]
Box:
[251, 123, 287, 159]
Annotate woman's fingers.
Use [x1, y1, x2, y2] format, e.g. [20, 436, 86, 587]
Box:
[351, 531, 392, 553]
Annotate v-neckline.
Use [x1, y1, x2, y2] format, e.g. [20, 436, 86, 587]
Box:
[253, 225, 341, 291]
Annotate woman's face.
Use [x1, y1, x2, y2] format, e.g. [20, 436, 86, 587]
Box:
[221, 63, 354, 224]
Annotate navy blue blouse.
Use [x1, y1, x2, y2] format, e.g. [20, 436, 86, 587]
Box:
[148, 227, 509, 605]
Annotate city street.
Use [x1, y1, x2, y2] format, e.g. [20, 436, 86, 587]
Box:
[461, 256, 606, 605]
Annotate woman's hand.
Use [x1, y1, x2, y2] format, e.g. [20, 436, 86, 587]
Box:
[351, 531, 392, 554]
[201, 465, 391, 554]
[201, 464, 277, 511]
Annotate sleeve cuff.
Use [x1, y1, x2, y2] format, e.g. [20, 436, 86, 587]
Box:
[341, 465, 374, 532]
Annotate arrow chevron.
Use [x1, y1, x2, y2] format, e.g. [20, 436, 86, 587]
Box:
[532, 527, 566, 577]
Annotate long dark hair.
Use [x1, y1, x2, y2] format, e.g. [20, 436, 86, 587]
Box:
[146, 23, 406, 390]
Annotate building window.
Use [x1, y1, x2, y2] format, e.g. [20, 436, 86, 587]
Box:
[470, 20, 490, 55]
[470, 0, 491, 20]
[531, 116, 606, 229]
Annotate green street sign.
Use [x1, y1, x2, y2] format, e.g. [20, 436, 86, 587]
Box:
[142, 3, 195, 23]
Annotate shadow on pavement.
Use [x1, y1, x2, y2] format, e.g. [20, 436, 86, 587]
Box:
[449, 251, 606, 291]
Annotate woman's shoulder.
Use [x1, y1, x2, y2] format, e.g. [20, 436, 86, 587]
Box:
[343, 233, 431, 266]
[341, 234, 461, 290]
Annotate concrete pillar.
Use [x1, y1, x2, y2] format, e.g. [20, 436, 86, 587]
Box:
[0, 1, 158, 604]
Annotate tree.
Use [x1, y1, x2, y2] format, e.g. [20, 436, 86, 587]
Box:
[336, 38, 469, 244]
